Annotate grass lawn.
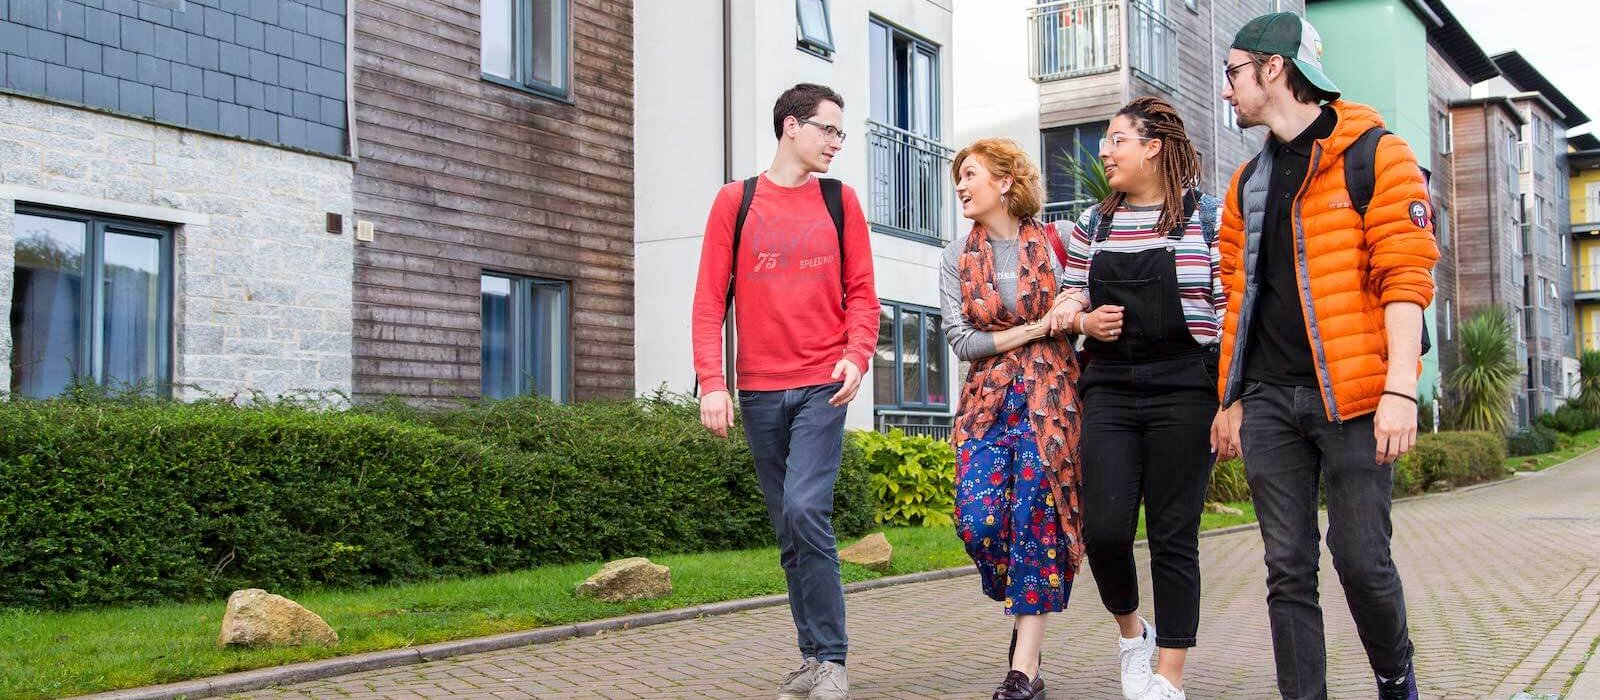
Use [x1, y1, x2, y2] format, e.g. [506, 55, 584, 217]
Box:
[1504, 429, 1600, 472]
[1, 506, 1256, 699]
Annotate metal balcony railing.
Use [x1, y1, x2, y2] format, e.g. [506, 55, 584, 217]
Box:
[875, 410, 955, 442]
[1129, 0, 1178, 90]
[1040, 198, 1099, 225]
[1576, 264, 1600, 293]
[866, 120, 955, 244]
[1028, 0, 1120, 81]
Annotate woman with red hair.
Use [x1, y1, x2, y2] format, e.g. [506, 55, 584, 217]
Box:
[941, 137, 1084, 700]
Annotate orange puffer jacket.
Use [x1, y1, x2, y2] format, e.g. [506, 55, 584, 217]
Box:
[1217, 100, 1439, 421]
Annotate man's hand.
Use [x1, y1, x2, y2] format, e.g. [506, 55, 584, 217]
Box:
[829, 359, 864, 407]
[699, 390, 735, 438]
[1210, 407, 1237, 459]
[1374, 392, 1418, 464]
[1227, 402, 1243, 458]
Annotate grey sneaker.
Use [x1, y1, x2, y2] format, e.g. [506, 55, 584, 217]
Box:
[809, 661, 849, 700]
[776, 658, 819, 700]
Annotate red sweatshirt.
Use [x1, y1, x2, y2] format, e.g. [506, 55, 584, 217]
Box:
[692, 174, 880, 395]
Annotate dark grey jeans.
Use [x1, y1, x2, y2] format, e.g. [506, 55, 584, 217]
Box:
[1239, 382, 1414, 700]
[739, 382, 849, 664]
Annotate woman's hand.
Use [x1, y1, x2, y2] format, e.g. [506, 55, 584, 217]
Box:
[1046, 303, 1079, 336]
[1082, 304, 1125, 342]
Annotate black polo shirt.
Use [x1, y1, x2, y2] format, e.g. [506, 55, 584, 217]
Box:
[1244, 105, 1338, 387]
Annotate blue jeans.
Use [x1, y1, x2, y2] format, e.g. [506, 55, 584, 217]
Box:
[739, 382, 849, 664]
[1239, 381, 1414, 700]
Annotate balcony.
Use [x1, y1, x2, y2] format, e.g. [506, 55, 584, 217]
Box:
[1028, 0, 1120, 82]
[1128, 0, 1178, 90]
[1575, 265, 1600, 300]
[1041, 198, 1098, 225]
[866, 120, 956, 244]
[1576, 196, 1600, 234]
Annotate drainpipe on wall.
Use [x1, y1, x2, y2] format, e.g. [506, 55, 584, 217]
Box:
[720, 0, 737, 393]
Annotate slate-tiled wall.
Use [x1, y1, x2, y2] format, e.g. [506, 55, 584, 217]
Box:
[1, 0, 347, 157]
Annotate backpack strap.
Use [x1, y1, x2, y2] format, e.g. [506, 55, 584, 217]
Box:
[1197, 192, 1220, 246]
[1168, 189, 1201, 240]
[1341, 126, 1434, 357]
[1043, 221, 1069, 267]
[819, 177, 847, 305]
[725, 176, 759, 311]
[1091, 205, 1114, 242]
[1344, 126, 1390, 218]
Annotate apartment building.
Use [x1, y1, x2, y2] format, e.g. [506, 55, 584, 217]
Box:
[1570, 133, 1600, 354]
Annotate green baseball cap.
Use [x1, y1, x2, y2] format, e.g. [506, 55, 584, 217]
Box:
[1232, 12, 1340, 100]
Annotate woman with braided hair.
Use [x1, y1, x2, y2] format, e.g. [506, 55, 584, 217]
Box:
[940, 138, 1083, 700]
[1044, 96, 1224, 700]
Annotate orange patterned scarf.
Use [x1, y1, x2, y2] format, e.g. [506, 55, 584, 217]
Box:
[951, 220, 1085, 575]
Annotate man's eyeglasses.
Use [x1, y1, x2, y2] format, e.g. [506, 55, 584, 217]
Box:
[1223, 59, 1254, 88]
[798, 118, 848, 144]
[1098, 134, 1156, 151]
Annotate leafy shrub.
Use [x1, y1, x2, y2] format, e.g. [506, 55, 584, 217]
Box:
[1398, 431, 1508, 494]
[0, 393, 874, 610]
[1535, 404, 1599, 435]
[854, 429, 956, 527]
[1506, 425, 1559, 457]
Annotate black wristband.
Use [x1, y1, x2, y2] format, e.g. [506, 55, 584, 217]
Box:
[1382, 390, 1418, 404]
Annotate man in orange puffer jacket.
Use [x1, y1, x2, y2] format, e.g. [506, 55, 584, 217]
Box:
[1210, 12, 1438, 700]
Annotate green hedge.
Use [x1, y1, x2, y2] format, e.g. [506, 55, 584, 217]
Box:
[1200, 431, 1508, 502]
[1507, 425, 1560, 457]
[0, 394, 874, 610]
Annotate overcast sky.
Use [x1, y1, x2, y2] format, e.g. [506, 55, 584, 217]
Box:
[1444, 0, 1596, 136]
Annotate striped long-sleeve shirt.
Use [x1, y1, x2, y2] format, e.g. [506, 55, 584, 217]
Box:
[1060, 202, 1225, 345]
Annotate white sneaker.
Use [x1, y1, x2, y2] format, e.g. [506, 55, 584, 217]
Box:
[1134, 673, 1186, 700]
[1118, 617, 1157, 699]
[808, 661, 849, 700]
[775, 658, 818, 700]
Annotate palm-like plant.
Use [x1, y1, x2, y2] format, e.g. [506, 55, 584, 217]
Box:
[1052, 143, 1112, 219]
[1447, 307, 1519, 434]
[1577, 349, 1600, 414]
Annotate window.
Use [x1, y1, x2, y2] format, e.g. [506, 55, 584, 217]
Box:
[1541, 277, 1555, 310]
[481, 0, 570, 100]
[1437, 111, 1453, 155]
[866, 19, 945, 243]
[1222, 73, 1241, 132]
[1041, 121, 1108, 222]
[796, 0, 835, 58]
[1444, 300, 1453, 341]
[1434, 201, 1449, 248]
[10, 208, 171, 398]
[874, 302, 948, 410]
[1534, 195, 1547, 226]
[1505, 127, 1519, 190]
[481, 273, 570, 401]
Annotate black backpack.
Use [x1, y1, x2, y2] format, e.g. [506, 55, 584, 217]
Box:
[694, 176, 849, 396]
[1238, 126, 1432, 356]
[725, 176, 848, 312]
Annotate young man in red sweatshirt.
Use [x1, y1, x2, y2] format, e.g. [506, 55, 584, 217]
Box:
[692, 83, 879, 700]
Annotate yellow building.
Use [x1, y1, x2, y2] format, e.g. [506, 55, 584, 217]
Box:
[1571, 133, 1600, 351]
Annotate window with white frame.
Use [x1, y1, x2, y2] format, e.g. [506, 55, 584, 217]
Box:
[796, 0, 835, 58]
[10, 208, 172, 398]
[481, 273, 570, 401]
[481, 0, 570, 99]
[1444, 299, 1453, 341]
[1437, 111, 1452, 155]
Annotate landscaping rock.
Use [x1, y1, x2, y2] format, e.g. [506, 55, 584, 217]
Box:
[1204, 502, 1245, 516]
[1427, 479, 1454, 493]
[840, 532, 893, 572]
[575, 557, 672, 602]
[217, 589, 338, 648]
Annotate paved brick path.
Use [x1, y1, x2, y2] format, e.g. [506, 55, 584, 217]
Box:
[235, 453, 1600, 699]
